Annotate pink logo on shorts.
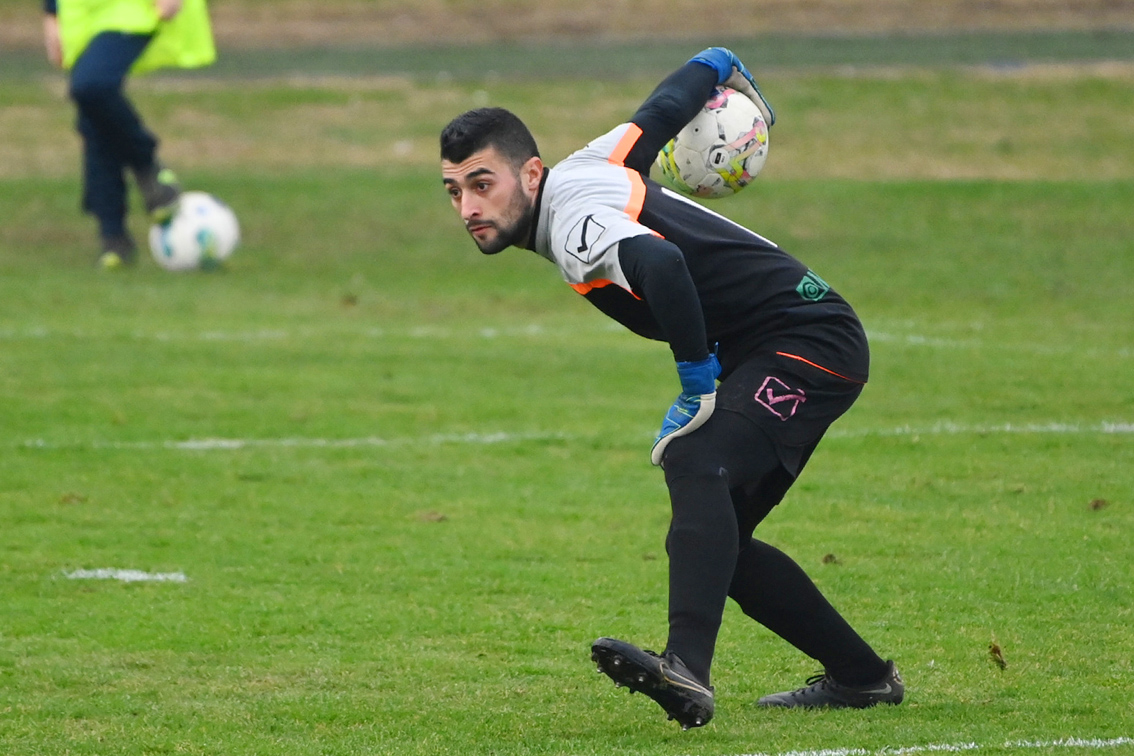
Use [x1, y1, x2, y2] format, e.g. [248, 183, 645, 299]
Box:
[755, 376, 807, 421]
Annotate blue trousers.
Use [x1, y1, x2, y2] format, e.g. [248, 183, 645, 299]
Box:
[69, 31, 157, 239]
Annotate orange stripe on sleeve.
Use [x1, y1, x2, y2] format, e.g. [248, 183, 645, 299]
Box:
[569, 279, 642, 300]
[569, 123, 654, 300]
[570, 280, 614, 296]
[623, 169, 648, 222]
[607, 124, 643, 167]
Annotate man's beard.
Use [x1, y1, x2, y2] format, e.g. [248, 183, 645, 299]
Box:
[470, 183, 534, 255]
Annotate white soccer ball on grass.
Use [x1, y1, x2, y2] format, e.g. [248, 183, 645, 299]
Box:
[148, 191, 240, 271]
[656, 87, 769, 198]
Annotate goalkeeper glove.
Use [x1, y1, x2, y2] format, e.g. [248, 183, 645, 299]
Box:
[688, 47, 776, 128]
[650, 353, 721, 466]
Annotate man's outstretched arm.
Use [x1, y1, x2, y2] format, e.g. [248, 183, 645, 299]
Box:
[622, 62, 718, 176]
[623, 47, 775, 176]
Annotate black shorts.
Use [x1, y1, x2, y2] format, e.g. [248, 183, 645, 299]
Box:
[715, 345, 865, 476]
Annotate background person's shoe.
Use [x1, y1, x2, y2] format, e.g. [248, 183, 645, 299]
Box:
[591, 637, 714, 729]
[757, 660, 904, 709]
[135, 162, 182, 223]
[97, 234, 137, 270]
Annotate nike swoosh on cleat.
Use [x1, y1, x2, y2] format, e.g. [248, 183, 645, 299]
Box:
[662, 670, 710, 694]
[859, 683, 892, 695]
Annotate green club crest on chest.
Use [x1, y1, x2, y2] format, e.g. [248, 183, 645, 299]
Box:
[796, 270, 830, 302]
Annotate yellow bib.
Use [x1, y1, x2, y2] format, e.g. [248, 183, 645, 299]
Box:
[59, 0, 216, 74]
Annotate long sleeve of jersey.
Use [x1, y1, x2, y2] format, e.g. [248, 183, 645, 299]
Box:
[614, 61, 719, 363]
[622, 62, 720, 177]
[617, 234, 710, 364]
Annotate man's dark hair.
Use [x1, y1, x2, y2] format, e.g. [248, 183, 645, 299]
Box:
[440, 108, 540, 168]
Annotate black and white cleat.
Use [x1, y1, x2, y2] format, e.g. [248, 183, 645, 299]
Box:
[591, 637, 715, 730]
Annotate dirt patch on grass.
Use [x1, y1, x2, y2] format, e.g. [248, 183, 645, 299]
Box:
[5, 0, 1134, 49]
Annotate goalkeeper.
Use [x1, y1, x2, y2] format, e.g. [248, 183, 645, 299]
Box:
[439, 48, 903, 729]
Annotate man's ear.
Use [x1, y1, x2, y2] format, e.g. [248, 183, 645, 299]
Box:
[521, 156, 544, 195]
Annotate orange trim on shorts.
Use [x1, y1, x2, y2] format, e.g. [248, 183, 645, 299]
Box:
[607, 123, 643, 167]
[776, 352, 866, 384]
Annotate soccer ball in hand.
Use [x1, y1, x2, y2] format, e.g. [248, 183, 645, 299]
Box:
[148, 191, 240, 271]
[656, 87, 769, 199]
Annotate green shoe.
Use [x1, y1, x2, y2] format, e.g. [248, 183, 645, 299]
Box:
[97, 234, 137, 270]
[135, 161, 182, 223]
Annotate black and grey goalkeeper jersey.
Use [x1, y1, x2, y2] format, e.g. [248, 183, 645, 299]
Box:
[524, 64, 868, 382]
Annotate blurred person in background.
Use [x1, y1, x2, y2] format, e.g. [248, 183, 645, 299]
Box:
[42, 0, 216, 268]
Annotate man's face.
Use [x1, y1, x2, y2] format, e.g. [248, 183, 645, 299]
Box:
[442, 147, 543, 255]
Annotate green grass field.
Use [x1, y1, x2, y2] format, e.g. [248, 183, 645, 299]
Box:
[1, 41, 1133, 756]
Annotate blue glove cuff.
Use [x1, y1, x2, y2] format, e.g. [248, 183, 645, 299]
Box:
[676, 354, 721, 396]
[687, 47, 738, 86]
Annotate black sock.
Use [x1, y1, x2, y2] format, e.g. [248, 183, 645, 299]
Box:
[663, 470, 738, 686]
[728, 538, 888, 686]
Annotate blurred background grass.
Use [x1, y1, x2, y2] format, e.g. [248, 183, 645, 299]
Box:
[4, 0, 1134, 46]
[3, 0, 1133, 187]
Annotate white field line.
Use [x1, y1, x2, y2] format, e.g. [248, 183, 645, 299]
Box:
[708, 736, 1134, 756]
[64, 568, 188, 583]
[826, 421, 1134, 439]
[19, 431, 571, 451]
[15, 422, 1133, 452]
[0, 323, 619, 342]
[1, 325, 1130, 359]
[867, 330, 1133, 358]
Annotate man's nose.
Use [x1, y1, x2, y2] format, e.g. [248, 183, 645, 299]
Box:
[460, 195, 481, 220]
